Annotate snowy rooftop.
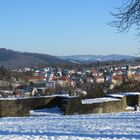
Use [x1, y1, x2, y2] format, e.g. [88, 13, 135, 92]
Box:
[107, 92, 140, 98]
[0, 90, 13, 94]
[0, 94, 78, 101]
[122, 92, 140, 96]
[82, 97, 120, 104]
[107, 94, 125, 98]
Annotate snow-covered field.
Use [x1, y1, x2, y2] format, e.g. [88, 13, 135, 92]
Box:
[0, 108, 140, 140]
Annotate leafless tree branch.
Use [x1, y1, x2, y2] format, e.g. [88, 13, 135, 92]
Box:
[109, 0, 140, 33]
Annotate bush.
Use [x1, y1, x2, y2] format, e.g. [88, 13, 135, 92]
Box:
[83, 83, 105, 99]
[109, 78, 140, 93]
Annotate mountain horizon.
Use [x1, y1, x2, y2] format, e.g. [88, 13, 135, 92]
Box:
[0, 48, 136, 58]
[59, 54, 136, 63]
[0, 48, 68, 68]
[0, 48, 138, 68]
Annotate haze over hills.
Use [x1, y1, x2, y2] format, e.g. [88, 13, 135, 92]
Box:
[0, 48, 138, 68]
[59, 54, 136, 63]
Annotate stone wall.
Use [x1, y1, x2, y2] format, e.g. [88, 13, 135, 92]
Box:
[102, 100, 123, 113]
[138, 95, 140, 106]
[0, 98, 29, 117]
[64, 97, 82, 115]
[106, 95, 127, 110]
[64, 98, 123, 115]
[27, 96, 56, 110]
[1, 93, 140, 117]
[0, 96, 69, 117]
[64, 93, 140, 115]
[81, 103, 103, 114]
[120, 96, 127, 110]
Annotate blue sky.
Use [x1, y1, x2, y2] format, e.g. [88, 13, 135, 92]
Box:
[0, 0, 139, 56]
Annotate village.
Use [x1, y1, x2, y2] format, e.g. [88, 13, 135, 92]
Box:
[0, 63, 140, 98]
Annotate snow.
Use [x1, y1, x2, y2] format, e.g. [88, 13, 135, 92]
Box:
[0, 90, 13, 94]
[0, 94, 74, 100]
[125, 106, 134, 111]
[82, 97, 120, 104]
[0, 97, 27, 101]
[0, 108, 140, 140]
[107, 94, 125, 98]
[107, 92, 140, 99]
[122, 92, 140, 96]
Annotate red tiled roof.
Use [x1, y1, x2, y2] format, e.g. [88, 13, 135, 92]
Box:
[52, 76, 69, 81]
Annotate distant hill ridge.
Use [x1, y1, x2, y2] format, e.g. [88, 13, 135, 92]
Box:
[0, 48, 137, 68]
[59, 54, 136, 63]
[0, 48, 67, 68]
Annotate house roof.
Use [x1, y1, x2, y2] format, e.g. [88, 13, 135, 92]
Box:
[28, 76, 45, 80]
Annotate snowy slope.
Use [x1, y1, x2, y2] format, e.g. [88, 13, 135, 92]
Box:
[0, 107, 140, 140]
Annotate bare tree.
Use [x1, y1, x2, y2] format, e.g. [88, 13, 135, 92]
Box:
[110, 0, 140, 33]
